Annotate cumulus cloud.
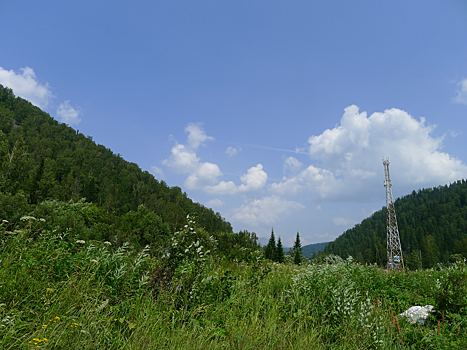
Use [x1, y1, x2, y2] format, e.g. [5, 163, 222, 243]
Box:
[271, 165, 343, 199]
[56, 100, 81, 125]
[226, 146, 240, 157]
[333, 217, 355, 226]
[185, 162, 223, 189]
[453, 78, 467, 105]
[283, 156, 303, 174]
[205, 164, 267, 195]
[185, 123, 214, 149]
[163, 123, 268, 195]
[231, 195, 305, 226]
[150, 166, 165, 179]
[271, 105, 467, 202]
[0, 66, 54, 109]
[163, 123, 214, 172]
[205, 198, 224, 208]
[163, 124, 223, 191]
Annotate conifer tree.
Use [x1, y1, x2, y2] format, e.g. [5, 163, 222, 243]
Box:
[264, 228, 276, 260]
[293, 231, 302, 265]
[275, 236, 285, 263]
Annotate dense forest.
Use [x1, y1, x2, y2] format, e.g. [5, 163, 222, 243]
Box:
[0, 84, 252, 253]
[324, 180, 467, 268]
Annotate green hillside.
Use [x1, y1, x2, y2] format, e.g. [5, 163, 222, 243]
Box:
[0, 84, 235, 244]
[324, 180, 467, 268]
[285, 242, 328, 258]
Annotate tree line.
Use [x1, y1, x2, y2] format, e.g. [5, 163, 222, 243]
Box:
[323, 180, 467, 268]
[264, 229, 303, 264]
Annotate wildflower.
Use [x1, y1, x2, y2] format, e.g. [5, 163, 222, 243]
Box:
[53, 316, 60, 323]
[42, 324, 47, 329]
[39, 218, 46, 222]
[20, 215, 36, 221]
[76, 240, 86, 244]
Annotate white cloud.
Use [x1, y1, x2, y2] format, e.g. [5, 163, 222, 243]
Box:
[226, 146, 240, 157]
[163, 123, 214, 172]
[163, 143, 200, 173]
[150, 166, 165, 179]
[163, 124, 268, 195]
[271, 165, 343, 199]
[271, 105, 467, 202]
[231, 195, 305, 226]
[453, 78, 467, 105]
[185, 122, 214, 149]
[56, 100, 81, 125]
[332, 217, 355, 226]
[204, 180, 239, 195]
[185, 162, 223, 190]
[239, 164, 268, 191]
[283, 156, 303, 174]
[205, 164, 267, 195]
[315, 232, 334, 241]
[205, 198, 224, 208]
[0, 66, 54, 109]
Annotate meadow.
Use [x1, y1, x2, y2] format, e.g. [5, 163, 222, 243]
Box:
[1, 215, 466, 349]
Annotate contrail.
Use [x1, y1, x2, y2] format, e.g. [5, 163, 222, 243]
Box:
[220, 141, 309, 155]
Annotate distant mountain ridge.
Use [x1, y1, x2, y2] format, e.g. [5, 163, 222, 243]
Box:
[284, 242, 328, 258]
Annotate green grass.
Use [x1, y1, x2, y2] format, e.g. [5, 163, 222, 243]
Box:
[1, 219, 466, 349]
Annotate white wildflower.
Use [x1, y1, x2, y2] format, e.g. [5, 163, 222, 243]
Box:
[20, 216, 36, 221]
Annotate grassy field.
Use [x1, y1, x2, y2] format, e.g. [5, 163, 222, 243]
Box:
[1, 217, 466, 349]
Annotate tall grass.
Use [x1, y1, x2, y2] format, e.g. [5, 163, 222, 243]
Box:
[0, 218, 466, 349]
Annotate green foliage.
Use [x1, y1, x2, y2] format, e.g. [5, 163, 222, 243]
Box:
[117, 205, 170, 251]
[213, 230, 262, 262]
[1, 212, 467, 349]
[0, 191, 30, 224]
[264, 228, 276, 261]
[274, 236, 285, 263]
[421, 234, 440, 268]
[324, 180, 467, 265]
[407, 249, 422, 270]
[292, 231, 303, 265]
[435, 260, 467, 314]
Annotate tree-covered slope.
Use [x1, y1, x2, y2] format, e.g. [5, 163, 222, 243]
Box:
[324, 180, 467, 267]
[302, 242, 328, 258]
[0, 84, 232, 234]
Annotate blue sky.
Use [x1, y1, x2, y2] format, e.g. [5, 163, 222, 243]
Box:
[1, 1, 467, 246]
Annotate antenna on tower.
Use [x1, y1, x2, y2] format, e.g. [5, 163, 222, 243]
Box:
[383, 158, 404, 270]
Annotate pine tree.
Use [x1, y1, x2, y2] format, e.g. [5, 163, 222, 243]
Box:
[293, 231, 302, 265]
[275, 236, 285, 263]
[264, 228, 276, 260]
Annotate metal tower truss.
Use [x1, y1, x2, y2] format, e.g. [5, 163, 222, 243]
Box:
[383, 158, 404, 270]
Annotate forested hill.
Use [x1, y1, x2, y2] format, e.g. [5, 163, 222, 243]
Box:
[323, 180, 467, 268]
[0, 84, 232, 234]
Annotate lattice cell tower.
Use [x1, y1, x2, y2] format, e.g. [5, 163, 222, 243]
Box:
[383, 158, 404, 270]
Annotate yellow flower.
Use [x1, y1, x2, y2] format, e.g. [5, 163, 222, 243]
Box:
[42, 324, 47, 329]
